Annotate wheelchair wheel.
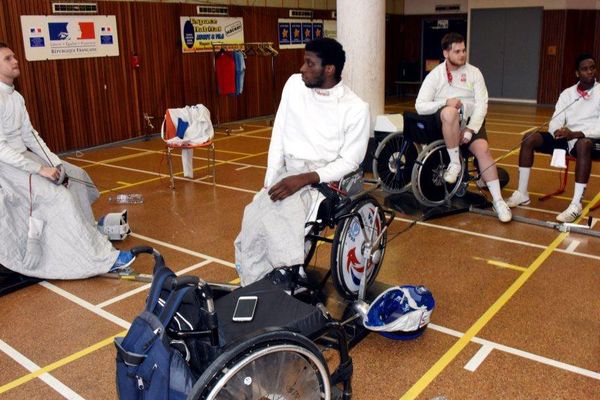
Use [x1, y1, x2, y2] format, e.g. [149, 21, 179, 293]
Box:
[188, 330, 332, 400]
[373, 132, 420, 193]
[331, 196, 387, 300]
[411, 139, 465, 207]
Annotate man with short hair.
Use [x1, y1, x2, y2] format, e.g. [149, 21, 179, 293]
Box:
[0, 42, 134, 279]
[506, 53, 600, 222]
[415, 32, 512, 222]
[235, 38, 370, 285]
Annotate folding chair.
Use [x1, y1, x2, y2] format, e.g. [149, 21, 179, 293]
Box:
[539, 141, 600, 211]
[161, 108, 216, 189]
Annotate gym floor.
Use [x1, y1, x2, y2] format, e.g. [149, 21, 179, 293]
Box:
[0, 99, 599, 399]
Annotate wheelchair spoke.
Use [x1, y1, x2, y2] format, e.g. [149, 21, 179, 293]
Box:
[205, 345, 329, 400]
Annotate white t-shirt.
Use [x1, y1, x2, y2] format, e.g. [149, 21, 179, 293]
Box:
[548, 81, 600, 149]
[415, 61, 488, 134]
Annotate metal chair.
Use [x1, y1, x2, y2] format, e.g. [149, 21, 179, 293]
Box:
[161, 109, 216, 189]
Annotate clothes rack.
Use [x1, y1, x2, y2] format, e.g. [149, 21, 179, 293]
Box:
[211, 42, 278, 133]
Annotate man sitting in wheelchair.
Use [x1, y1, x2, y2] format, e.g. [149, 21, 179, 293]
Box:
[415, 32, 512, 223]
[234, 38, 371, 286]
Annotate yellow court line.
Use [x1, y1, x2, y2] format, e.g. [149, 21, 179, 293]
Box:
[67, 149, 156, 169]
[116, 181, 131, 186]
[0, 330, 127, 394]
[98, 151, 268, 194]
[399, 190, 600, 400]
[212, 127, 272, 143]
[473, 256, 527, 272]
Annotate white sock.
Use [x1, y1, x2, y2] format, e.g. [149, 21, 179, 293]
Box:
[447, 147, 460, 165]
[572, 182, 586, 205]
[517, 167, 531, 196]
[486, 179, 503, 202]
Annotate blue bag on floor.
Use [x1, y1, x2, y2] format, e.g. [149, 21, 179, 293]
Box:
[114, 267, 196, 400]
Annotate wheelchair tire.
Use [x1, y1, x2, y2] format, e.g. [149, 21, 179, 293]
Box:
[187, 330, 332, 400]
[331, 196, 387, 300]
[411, 139, 465, 207]
[373, 132, 420, 193]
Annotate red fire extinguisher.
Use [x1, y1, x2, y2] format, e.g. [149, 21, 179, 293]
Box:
[130, 52, 140, 69]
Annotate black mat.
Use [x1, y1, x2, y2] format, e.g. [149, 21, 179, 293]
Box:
[0, 266, 40, 297]
[385, 190, 490, 221]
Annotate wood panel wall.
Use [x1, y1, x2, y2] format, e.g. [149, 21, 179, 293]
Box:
[3, 2, 600, 152]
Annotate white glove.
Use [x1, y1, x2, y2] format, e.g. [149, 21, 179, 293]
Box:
[461, 130, 473, 144]
[23, 217, 44, 270]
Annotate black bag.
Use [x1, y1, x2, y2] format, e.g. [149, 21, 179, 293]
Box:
[115, 267, 196, 400]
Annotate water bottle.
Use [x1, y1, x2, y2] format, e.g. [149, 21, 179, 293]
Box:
[108, 193, 144, 204]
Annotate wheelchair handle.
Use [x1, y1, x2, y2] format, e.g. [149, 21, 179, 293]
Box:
[130, 246, 167, 272]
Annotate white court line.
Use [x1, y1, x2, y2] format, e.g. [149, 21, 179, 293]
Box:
[39, 282, 131, 329]
[130, 232, 236, 268]
[565, 239, 581, 253]
[96, 259, 213, 308]
[393, 216, 600, 262]
[428, 323, 600, 380]
[71, 157, 260, 194]
[464, 343, 494, 372]
[235, 165, 253, 171]
[0, 340, 83, 399]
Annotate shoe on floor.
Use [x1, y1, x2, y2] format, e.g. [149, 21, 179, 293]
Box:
[443, 162, 462, 184]
[556, 203, 582, 223]
[493, 199, 512, 223]
[109, 250, 136, 273]
[506, 191, 531, 208]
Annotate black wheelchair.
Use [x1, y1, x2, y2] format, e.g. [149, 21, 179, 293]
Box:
[122, 175, 395, 400]
[372, 112, 507, 208]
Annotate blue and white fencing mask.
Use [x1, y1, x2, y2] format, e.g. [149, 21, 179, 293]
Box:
[363, 285, 435, 340]
[98, 210, 131, 241]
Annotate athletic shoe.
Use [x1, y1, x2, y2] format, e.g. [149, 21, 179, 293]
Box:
[109, 250, 136, 273]
[443, 162, 462, 184]
[493, 199, 512, 223]
[556, 203, 582, 223]
[506, 191, 531, 208]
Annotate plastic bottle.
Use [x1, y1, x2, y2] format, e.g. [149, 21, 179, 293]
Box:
[108, 193, 144, 204]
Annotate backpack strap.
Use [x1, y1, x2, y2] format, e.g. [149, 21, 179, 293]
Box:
[145, 266, 176, 313]
[158, 285, 196, 327]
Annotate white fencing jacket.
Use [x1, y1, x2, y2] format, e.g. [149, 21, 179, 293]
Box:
[415, 61, 488, 134]
[264, 74, 370, 186]
[549, 81, 600, 150]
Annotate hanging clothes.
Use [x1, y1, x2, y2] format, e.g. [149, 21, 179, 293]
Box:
[215, 50, 236, 96]
[234, 50, 246, 95]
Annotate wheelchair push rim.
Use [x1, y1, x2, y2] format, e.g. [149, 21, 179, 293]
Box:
[188, 331, 331, 400]
[373, 132, 420, 193]
[411, 139, 465, 207]
[331, 197, 387, 300]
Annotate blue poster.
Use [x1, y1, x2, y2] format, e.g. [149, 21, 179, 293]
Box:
[301, 23, 313, 43]
[278, 23, 291, 45]
[290, 23, 302, 44]
[312, 23, 323, 40]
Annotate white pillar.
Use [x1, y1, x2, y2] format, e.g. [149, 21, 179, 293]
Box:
[337, 0, 386, 133]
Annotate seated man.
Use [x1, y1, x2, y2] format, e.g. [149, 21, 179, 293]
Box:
[235, 38, 370, 286]
[415, 32, 511, 222]
[0, 42, 134, 279]
[507, 54, 600, 222]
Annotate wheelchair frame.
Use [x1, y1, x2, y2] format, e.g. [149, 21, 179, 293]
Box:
[372, 115, 481, 207]
[128, 247, 361, 400]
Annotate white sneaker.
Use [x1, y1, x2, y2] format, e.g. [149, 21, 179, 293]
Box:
[556, 203, 582, 223]
[493, 199, 512, 223]
[506, 191, 531, 208]
[443, 162, 462, 184]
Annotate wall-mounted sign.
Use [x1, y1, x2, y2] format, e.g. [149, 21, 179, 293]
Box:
[21, 15, 119, 61]
[180, 17, 244, 53]
[278, 19, 326, 49]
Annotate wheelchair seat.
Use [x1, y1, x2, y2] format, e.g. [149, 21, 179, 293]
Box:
[214, 278, 328, 346]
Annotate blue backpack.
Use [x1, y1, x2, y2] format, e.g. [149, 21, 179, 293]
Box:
[114, 267, 196, 400]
